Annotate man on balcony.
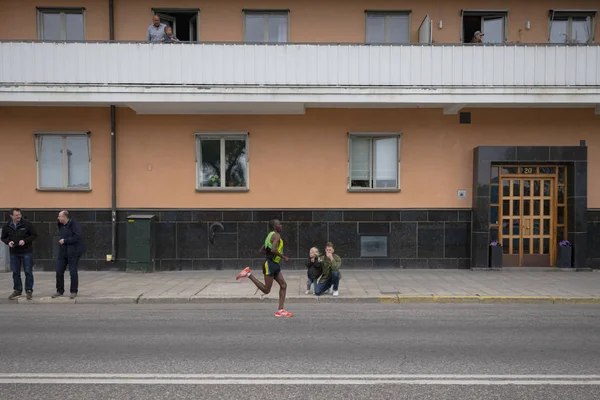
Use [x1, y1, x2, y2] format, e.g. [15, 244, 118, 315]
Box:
[147, 15, 166, 42]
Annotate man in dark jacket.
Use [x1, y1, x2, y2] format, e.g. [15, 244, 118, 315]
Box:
[1, 208, 38, 300]
[52, 210, 86, 299]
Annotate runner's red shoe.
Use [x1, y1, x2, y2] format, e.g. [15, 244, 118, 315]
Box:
[236, 267, 251, 280]
[275, 309, 293, 318]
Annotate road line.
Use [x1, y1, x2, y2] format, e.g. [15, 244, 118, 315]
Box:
[1, 374, 600, 385]
[3, 373, 600, 379]
[1, 378, 600, 385]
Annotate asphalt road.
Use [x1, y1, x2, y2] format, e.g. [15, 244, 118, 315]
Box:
[1, 303, 599, 399]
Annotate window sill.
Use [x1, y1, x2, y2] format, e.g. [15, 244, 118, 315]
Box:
[196, 187, 249, 193]
[348, 188, 400, 193]
[36, 188, 91, 192]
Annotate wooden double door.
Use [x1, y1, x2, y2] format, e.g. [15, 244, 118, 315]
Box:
[500, 173, 557, 267]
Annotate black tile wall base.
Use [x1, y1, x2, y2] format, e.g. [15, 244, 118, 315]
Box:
[11, 208, 472, 270]
[9, 207, 599, 270]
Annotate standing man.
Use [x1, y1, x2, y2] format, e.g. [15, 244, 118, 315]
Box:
[147, 15, 166, 42]
[1, 208, 37, 300]
[236, 219, 293, 317]
[315, 242, 342, 297]
[52, 211, 86, 299]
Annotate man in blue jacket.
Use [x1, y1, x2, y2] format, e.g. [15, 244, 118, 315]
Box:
[52, 210, 86, 299]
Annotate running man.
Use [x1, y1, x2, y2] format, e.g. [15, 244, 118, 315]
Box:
[236, 219, 293, 317]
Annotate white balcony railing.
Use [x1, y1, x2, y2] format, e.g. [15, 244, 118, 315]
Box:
[0, 42, 599, 87]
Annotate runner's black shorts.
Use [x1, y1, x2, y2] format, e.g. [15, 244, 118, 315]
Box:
[263, 259, 281, 278]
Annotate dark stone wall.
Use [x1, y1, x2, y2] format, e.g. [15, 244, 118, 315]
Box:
[588, 210, 600, 269]
[1, 209, 472, 271]
[6, 207, 597, 270]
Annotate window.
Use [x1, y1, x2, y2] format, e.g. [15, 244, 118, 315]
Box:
[37, 8, 85, 41]
[152, 8, 199, 41]
[549, 11, 595, 44]
[360, 236, 389, 258]
[196, 133, 249, 190]
[348, 133, 401, 190]
[461, 10, 507, 43]
[244, 11, 288, 43]
[365, 12, 410, 44]
[34, 132, 91, 190]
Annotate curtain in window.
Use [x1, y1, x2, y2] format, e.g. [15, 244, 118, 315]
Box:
[350, 137, 370, 181]
[39, 136, 63, 187]
[374, 137, 397, 188]
[66, 136, 89, 187]
[268, 15, 287, 42]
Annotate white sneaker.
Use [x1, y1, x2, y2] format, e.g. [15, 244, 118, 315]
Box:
[305, 290, 310, 295]
[328, 288, 334, 294]
[333, 290, 339, 297]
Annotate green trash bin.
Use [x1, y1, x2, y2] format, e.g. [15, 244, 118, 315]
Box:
[126, 214, 156, 272]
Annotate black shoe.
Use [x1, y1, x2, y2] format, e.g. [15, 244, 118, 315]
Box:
[69, 293, 77, 300]
[51, 292, 63, 298]
[26, 290, 33, 300]
[8, 291, 22, 300]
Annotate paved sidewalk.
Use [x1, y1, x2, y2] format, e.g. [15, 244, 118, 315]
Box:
[1, 269, 600, 305]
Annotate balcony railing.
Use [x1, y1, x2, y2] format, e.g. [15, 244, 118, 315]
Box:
[1, 41, 599, 87]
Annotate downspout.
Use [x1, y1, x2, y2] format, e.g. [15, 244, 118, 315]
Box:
[109, 0, 117, 262]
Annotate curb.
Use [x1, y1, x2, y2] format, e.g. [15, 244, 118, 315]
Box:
[5, 295, 600, 305]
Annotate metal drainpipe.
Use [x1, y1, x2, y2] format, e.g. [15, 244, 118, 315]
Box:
[110, 106, 117, 262]
[109, 0, 114, 40]
[109, 0, 116, 261]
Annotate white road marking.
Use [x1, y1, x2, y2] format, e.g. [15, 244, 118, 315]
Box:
[1, 374, 599, 385]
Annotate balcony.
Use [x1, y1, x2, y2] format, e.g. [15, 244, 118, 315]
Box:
[1, 41, 599, 114]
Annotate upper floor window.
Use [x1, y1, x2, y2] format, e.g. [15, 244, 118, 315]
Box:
[244, 10, 289, 43]
[462, 10, 507, 44]
[196, 133, 249, 190]
[348, 133, 401, 191]
[365, 11, 410, 44]
[37, 8, 85, 41]
[549, 11, 596, 44]
[34, 132, 91, 191]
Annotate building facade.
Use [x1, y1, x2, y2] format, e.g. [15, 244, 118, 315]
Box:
[0, 0, 599, 271]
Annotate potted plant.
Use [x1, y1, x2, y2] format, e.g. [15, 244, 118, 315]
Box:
[557, 240, 572, 268]
[208, 175, 220, 187]
[489, 241, 502, 268]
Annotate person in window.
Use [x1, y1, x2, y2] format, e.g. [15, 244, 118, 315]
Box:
[471, 31, 484, 43]
[147, 15, 166, 42]
[161, 26, 179, 43]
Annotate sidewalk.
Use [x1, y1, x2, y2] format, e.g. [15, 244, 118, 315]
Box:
[2, 269, 600, 305]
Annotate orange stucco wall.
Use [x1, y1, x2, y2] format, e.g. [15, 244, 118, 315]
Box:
[0, 107, 112, 209]
[1, 0, 109, 40]
[1, 0, 598, 43]
[1, 106, 599, 210]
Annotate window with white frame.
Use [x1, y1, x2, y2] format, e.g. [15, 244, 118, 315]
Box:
[348, 133, 400, 190]
[365, 12, 411, 44]
[549, 11, 596, 44]
[461, 10, 507, 44]
[37, 8, 85, 41]
[244, 11, 289, 43]
[196, 133, 249, 189]
[34, 132, 91, 190]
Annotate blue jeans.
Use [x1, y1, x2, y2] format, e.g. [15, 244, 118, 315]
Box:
[314, 270, 340, 296]
[10, 253, 34, 292]
[56, 256, 80, 294]
[307, 278, 316, 291]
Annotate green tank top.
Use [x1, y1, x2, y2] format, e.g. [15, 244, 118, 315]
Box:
[265, 231, 284, 263]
